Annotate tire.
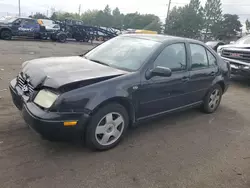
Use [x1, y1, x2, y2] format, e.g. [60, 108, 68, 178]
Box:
[85, 103, 129, 151]
[202, 84, 223, 113]
[1, 30, 12, 40]
[57, 34, 67, 43]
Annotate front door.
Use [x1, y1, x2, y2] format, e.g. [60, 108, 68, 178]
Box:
[138, 43, 190, 118]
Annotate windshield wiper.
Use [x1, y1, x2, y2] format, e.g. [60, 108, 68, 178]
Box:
[88, 59, 110, 67]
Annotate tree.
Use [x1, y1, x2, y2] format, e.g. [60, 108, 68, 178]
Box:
[112, 7, 124, 29]
[246, 19, 250, 33]
[94, 5, 113, 27]
[50, 12, 57, 20]
[29, 12, 48, 19]
[81, 10, 99, 25]
[123, 13, 161, 32]
[104, 5, 111, 15]
[165, 0, 203, 39]
[215, 14, 242, 40]
[203, 0, 223, 40]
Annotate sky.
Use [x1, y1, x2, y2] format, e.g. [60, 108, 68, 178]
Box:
[0, 0, 249, 29]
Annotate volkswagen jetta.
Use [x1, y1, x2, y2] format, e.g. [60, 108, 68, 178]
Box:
[10, 34, 230, 150]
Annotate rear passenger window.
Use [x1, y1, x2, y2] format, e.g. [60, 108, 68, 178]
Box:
[206, 50, 217, 66]
[190, 44, 208, 69]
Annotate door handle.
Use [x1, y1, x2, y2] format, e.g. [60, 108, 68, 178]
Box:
[182, 76, 190, 82]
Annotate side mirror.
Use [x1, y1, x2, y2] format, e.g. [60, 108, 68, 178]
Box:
[146, 66, 172, 80]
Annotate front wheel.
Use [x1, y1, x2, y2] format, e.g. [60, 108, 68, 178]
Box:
[85, 103, 129, 151]
[202, 84, 223, 113]
[57, 34, 67, 43]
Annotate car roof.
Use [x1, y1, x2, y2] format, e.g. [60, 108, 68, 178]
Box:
[121, 34, 202, 44]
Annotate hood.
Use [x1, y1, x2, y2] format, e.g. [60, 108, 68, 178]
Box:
[21, 56, 128, 90]
[220, 44, 250, 50]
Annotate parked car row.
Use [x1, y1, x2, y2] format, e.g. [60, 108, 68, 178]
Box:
[0, 16, 120, 43]
[9, 34, 230, 151]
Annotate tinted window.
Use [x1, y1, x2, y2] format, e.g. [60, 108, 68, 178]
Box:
[190, 44, 208, 69]
[21, 19, 37, 25]
[206, 50, 217, 66]
[154, 43, 186, 71]
[85, 36, 161, 71]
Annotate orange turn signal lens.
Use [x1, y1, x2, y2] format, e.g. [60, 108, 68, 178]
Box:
[64, 121, 77, 127]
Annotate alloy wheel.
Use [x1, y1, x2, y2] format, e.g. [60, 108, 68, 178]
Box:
[208, 89, 221, 110]
[95, 112, 125, 146]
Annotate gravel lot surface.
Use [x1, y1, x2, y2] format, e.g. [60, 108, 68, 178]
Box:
[0, 40, 250, 188]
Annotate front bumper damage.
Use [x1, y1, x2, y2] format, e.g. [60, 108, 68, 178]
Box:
[9, 78, 90, 140]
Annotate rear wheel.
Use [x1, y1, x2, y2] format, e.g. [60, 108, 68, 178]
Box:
[202, 84, 222, 113]
[1, 30, 12, 40]
[57, 34, 67, 43]
[85, 103, 129, 151]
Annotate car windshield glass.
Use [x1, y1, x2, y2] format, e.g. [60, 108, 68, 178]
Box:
[0, 17, 17, 23]
[85, 36, 161, 71]
[235, 35, 250, 44]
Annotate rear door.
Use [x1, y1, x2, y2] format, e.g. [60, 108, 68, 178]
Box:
[186, 43, 219, 104]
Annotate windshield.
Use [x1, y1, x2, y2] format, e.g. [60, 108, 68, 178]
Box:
[235, 35, 250, 45]
[0, 17, 17, 23]
[206, 41, 218, 46]
[40, 19, 55, 25]
[85, 36, 161, 71]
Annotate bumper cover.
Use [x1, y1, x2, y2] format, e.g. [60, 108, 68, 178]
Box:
[222, 57, 250, 76]
[9, 78, 90, 139]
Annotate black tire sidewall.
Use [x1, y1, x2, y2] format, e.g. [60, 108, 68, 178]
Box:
[203, 84, 222, 113]
[1, 30, 12, 40]
[58, 34, 66, 42]
[85, 103, 129, 151]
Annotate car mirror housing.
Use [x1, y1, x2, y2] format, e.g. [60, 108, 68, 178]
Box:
[146, 66, 172, 79]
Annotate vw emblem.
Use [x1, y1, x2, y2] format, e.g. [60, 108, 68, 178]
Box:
[22, 84, 29, 92]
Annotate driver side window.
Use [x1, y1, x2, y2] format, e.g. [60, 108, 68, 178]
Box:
[154, 43, 187, 72]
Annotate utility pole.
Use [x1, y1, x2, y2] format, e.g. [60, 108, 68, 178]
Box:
[78, 4, 81, 16]
[18, 0, 21, 17]
[166, 0, 172, 21]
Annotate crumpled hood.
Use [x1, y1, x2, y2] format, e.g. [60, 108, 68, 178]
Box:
[21, 56, 127, 89]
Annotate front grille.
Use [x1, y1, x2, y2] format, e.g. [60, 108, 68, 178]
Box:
[17, 74, 34, 95]
[222, 49, 250, 63]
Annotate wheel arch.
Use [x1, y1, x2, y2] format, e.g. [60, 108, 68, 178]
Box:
[91, 97, 136, 126]
[212, 76, 226, 93]
[217, 80, 225, 93]
[0, 28, 12, 34]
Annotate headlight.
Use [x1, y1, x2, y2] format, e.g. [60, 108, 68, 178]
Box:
[34, 90, 59, 108]
[217, 46, 223, 55]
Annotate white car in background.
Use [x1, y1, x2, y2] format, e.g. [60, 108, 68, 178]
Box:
[37, 19, 60, 31]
